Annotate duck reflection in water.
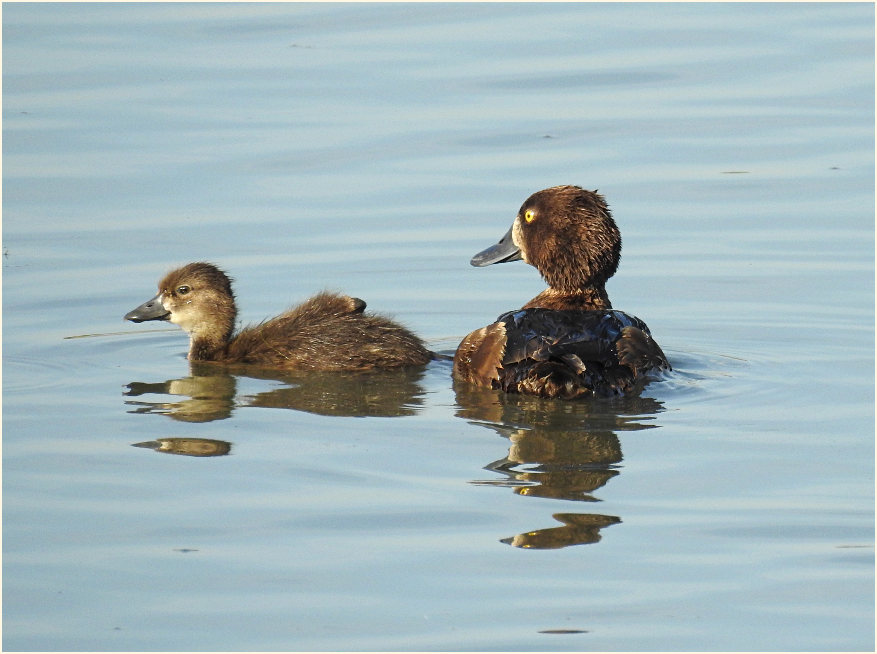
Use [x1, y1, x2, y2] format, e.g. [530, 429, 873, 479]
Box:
[502, 514, 622, 549]
[455, 381, 664, 549]
[125, 361, 428, 422]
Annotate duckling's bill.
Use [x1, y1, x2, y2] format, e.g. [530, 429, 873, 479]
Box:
[125, 294, 171, 323]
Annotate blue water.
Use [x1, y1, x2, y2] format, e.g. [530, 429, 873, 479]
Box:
[3, 3, 874, 651]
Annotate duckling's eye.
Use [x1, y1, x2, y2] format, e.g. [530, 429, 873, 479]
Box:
[176, 285, 190, 296]
[524, 209, 536, 223]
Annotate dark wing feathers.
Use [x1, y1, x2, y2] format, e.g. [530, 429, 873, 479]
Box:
[615, 325, 669, 374]
[454, 308, 669, 399]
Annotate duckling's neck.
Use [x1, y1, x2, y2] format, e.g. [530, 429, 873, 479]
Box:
[522, 286, 612, 311]
[188, 335, 229, 361]
[183, 321, 234, 362]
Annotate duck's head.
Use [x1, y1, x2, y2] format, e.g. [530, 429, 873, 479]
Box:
[471, 186, 621, 293]
[124, 262, 236, 344]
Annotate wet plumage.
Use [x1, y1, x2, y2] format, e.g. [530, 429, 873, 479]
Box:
[125, 262, 432, 371]
[453, 186, 669, 398]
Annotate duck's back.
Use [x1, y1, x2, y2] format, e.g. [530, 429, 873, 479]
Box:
[454, 308, 669, 399]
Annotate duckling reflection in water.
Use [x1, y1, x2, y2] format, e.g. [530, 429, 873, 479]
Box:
[125, 262, 433, 370]
[132, 437, 231, 457]
[125, 362, 428, 421]
[454, 185, 670, 399]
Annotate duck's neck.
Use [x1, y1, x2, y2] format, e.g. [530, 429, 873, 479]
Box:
[522, 286, 612, 311]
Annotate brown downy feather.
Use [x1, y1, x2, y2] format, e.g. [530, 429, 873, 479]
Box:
[226, 291, 432, 371]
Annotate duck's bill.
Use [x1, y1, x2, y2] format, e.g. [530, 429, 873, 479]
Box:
[470, 225, 522, 267]
[125, 294, 170, 323]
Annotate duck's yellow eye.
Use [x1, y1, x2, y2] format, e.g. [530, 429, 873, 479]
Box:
[177, 285, 190, 296]
[524, 209, 536, 223]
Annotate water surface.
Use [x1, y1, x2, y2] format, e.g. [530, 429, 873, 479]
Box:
[3, 3, 874, 651]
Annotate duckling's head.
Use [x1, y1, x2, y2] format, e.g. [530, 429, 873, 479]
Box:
[125, 262, 237, 347]
[471, 186, 621, 293]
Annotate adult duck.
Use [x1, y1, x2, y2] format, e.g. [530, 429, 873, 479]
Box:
[453, 186, 669, 398]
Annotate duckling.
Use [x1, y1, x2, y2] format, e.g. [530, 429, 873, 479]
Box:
[125, 262, 432, 371]
[453, 186, 669, 399]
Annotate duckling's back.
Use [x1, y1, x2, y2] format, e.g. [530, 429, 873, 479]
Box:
[226, 292, 432, 371]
